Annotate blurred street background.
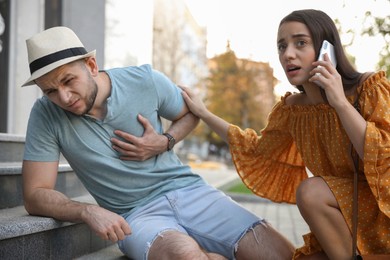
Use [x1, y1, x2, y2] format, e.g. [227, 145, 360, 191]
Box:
[1, 0, 389, 137]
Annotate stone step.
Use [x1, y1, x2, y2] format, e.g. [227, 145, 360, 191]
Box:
[0, 195, 113, 260]
[0, 134, 112, 259]
[0, 133, 25, 163]
[74, 244, 127, 260]
[0, 133, 68, 163]
[0, 162, 89, 209]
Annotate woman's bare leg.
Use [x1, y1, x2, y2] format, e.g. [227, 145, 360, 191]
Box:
[296, 177, 352, 260]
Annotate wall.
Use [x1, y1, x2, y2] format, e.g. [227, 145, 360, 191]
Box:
[7, 0, 43, 134]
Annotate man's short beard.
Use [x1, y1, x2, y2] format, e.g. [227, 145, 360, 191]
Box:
[83, 76, 98, 115]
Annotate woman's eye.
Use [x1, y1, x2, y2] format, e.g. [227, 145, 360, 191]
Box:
[296, 40, 306, 47]
[277, 44, 286, 53]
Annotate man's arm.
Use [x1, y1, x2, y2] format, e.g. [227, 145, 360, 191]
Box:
[164, 104, 200, 143]
[22, 160, 131, 242]
[111, 105, 199, 161]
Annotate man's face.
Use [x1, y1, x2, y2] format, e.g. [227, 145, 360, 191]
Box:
[35, 58, 98, 116]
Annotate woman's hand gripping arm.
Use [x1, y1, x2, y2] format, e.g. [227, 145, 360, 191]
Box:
[179, 85, 230, 143]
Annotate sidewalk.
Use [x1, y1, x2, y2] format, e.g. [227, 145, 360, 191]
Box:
[192, 162, 310, 248]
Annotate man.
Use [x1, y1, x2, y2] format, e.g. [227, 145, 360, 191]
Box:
[21, 26, 294, 260]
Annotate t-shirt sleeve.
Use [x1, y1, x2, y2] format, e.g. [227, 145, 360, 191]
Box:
[23, 98, 61, 162]
[150, 68, 185, 120]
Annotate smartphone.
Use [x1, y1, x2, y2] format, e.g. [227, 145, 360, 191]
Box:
[317, 40, 337, 67]
[314, 40, 337, 87]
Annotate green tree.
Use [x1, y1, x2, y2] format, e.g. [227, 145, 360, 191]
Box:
[334, 19, 357, 66]
[361, 10, 390, 77]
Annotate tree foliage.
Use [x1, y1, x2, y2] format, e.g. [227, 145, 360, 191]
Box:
[204, 47, 274, 146]
[361, 9, 390, 77]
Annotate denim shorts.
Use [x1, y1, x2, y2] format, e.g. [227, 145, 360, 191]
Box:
[118, 184, 263, 260]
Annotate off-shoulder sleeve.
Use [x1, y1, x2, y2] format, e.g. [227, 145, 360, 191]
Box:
[228, 98, 308, 204]
[360, 71, 390, 218]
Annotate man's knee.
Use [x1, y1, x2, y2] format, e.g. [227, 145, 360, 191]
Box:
[236, 222, 294, 260]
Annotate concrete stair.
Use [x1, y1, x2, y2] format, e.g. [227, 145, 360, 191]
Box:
[0, 133, 114, 259]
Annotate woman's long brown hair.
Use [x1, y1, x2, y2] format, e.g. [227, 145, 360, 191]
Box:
[279, 9, 363, 92]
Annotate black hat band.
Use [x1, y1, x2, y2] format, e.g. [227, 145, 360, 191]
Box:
[29, 47, 87, 74]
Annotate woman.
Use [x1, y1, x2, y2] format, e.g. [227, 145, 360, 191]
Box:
[181, 9, 390, 259]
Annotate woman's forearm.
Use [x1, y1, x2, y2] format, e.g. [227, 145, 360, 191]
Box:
[200, 110, 230, 143]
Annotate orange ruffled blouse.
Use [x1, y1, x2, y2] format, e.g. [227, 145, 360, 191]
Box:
[227, 71, 390, 257]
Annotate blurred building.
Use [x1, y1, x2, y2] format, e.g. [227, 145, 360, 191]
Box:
[153, 0, 208, 88]
[104, 0, 154, 68]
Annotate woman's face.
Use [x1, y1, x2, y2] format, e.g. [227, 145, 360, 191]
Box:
[277, 21, 317, 86]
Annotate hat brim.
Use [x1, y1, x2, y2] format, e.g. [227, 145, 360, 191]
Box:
[21, 50, 96, 87]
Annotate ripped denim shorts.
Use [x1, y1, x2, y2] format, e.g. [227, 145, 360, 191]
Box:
[118, 184, 264, 260]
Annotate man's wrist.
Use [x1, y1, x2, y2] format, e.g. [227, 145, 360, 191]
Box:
[80, 203, 97, 223]
[162, 133, 176, 151]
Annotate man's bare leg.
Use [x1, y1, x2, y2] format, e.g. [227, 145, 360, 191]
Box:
[235, 222, 295, 260]
[148, 231, 227, 260]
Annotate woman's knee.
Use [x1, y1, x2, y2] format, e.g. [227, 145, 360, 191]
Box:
[296, 177, 335, 213]
[297, 177, 322, 204]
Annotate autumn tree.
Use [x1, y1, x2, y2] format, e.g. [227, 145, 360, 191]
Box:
[203, 45, 276, 146]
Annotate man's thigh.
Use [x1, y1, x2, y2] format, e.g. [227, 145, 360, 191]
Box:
[235, 222, 295, 259]
[147, 230, 227, 260]
[166, 184, 263, 258]
[118, 194, 187, 260]
[118, 184, 263, 259]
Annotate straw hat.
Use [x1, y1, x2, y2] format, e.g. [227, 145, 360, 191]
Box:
[22, 26, 96, 87]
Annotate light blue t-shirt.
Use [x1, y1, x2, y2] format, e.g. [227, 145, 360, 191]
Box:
[24, 64, 204, 217]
